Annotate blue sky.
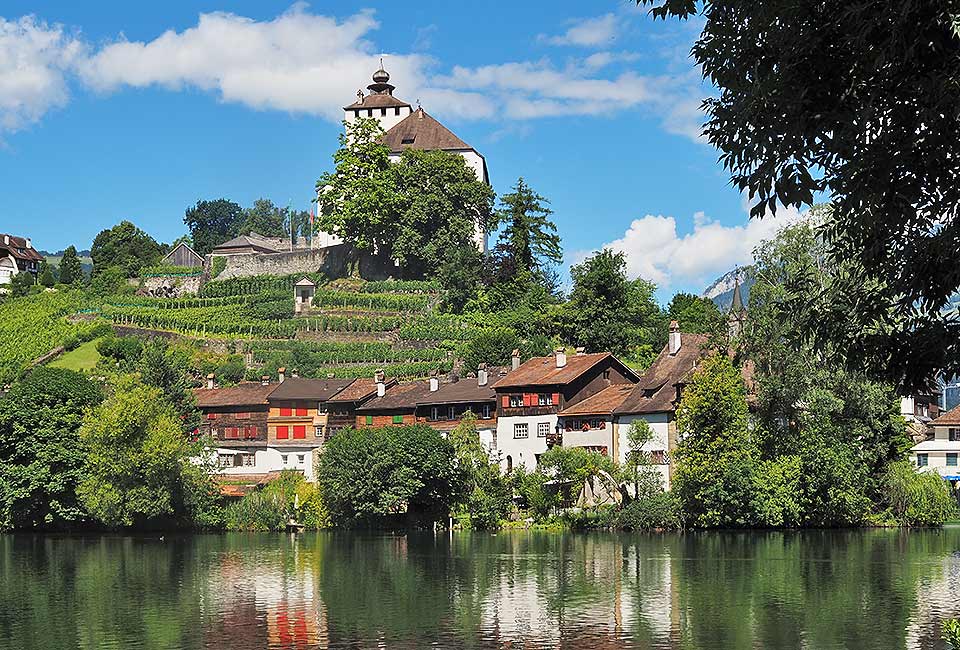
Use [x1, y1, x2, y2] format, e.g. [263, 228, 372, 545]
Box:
[0, 1, 799, 297]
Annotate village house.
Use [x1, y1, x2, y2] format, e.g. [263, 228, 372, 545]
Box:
[322, 374, 397, 440]
[413, 366, 504, 453]
[551, 324, 710, 489]
[492, 349, 640, 472]
[910, 405, 960, 484]
[193, 375, 277, 477]
[355, 374, 434, 428]
[0, 234, 43, 286]
[265, 370, 354, 480]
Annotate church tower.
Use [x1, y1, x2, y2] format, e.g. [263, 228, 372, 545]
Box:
[727, 271, 747, 337]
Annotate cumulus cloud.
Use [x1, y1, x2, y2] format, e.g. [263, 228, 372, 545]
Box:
[542, 14, 619, 47]
[0, 15, 84, 133]
[581, 203, 803, 290]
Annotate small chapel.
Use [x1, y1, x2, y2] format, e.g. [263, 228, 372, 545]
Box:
[317, 63, 490, 252]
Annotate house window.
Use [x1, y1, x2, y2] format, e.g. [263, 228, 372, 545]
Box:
[276, 426, 289, 440]
[279, 407, 293, 417]
[448, 406, 456, 420]
[297, 454, 306, 464]
[315, 426, 324, 438]
[538, 394, 552, 406]
[431, 406, 439, 421]
[218, 455, 233, 467]
[281, 454, 289, 465]
[242, 454, 255, 467]
[537, 422, 549, 438]
[650, 450, 667, 465]
[235, 412, 250, 420]
[224, 427, 240, 439]
[950, 428, 960, 442]
[509, 395, 523, 408]
[948, 453, 958, 467]
[293, 425, 307, 439]
[392, 415, 404, 424]
[514, 423, 528, 439]
[482, 404, 491, 419]
[295, 406, 308, 417]
[917, 453, 929, 467]
[365, 415, 374, 425]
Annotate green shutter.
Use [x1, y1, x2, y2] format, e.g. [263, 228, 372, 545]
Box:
[365, 415, 373, 425]
[393, 414, 403, 424]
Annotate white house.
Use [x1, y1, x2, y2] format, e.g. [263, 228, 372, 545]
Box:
[910, 405, 960, 482]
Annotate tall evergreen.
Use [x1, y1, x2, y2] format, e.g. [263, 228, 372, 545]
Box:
[494, 178, 562, 277]
[58, 246, 83, 285]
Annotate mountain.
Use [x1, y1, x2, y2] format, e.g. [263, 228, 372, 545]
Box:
[703, 266, 755, 311]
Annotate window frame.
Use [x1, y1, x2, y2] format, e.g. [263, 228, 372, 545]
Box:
[509, 395, 523, 408]
[917, 453, 929, 467]
[948, 453, 958, 467]
[514, 423, 529, 439]
[537, 422, 549, 438]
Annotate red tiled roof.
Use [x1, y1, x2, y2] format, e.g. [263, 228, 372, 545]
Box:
[614, 334, 710, 415]
[326, 377, 397, 404]
[559, 385, 634, 416]
[344, 93, 412, 110]
[931, 405, 960, 427]
[0, 234, 43, 262]
[194, 382, 276, 408]
[492, 352, 639, 389]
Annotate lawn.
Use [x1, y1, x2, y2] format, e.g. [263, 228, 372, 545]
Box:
[50, 339, 102, 372]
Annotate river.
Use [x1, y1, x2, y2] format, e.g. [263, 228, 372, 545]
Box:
[1, 529, 958, 649]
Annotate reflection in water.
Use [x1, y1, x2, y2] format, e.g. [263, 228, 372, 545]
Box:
[0, 529, 959, 649]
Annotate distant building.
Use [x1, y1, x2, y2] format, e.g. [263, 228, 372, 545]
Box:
[161, 242, 204, 268]
[491, 349, 640, 472]
[210, 232, 305, 257]
[910, 405, 960, 484]
[0, 234, 43, 285]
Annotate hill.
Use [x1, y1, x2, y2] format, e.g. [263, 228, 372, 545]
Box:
[703, 266, 754, 310]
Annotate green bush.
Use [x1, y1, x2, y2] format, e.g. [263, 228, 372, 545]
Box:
[210, 256, 227, 279]
[565, 505, 616, 530]
[225, 471, 330, 531]
[944, 619, 960, 650]
[613, 492, 680, 530]
[883, 460, 958, 526]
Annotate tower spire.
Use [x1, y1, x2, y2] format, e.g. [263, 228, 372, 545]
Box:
[368, 59, 394, 95]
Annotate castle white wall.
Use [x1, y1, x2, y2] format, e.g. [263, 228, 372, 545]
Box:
[344, 106, 413, 133]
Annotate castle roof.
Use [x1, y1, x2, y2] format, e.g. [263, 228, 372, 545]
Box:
[343, 93, 412, 111]
[382, 108, 473, 153]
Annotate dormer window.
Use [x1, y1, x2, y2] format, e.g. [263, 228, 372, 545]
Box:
[394, 107, 401, 116]
[401, 137, 415, 145]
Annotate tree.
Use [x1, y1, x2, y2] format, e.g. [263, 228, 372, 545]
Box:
[9, 271, 34, 297]
[667, 292, 722, 334]
[136, 339, 200, 433]
[0, 368, 102, 530]
[239, 198, 288, 238]
[37, 261, 56, 288]
[183, 199, 244, 256]
[317, 424, 463, 527]
[77, 375, 214, 529]
[460, 328, 552, 375]
[636, 0, 960, 391]
[448, 413, 511, 529]
[557, 249, 668, 358]
[624, 420, 664, 499]
[493, 178, 562, 278]
[90, 220, 162, 277]
[58, 245, 84, 285]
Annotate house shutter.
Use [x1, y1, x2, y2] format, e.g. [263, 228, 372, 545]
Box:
[552, 393, 560, 406]
[276, 426, 289, 440]
[293, 425, 306, 439]
[502, 395, 510, 408]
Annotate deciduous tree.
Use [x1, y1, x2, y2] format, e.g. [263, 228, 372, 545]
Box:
[91, 220, 162, 277]
[57, 245, 84, 285]
[183, 199, 244, 256]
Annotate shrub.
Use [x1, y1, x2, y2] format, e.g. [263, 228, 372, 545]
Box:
[944, 619, 960, 650]
[883, 460, 958, 526]
[613, 492, 680, 530]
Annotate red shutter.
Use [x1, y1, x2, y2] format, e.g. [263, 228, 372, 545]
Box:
[280, 407, 292, 417]
[295, 406, 308, 416]
[502, 395, 510, 408]
[552, 393, 560, 406]
[293, 425, 306, 439]
[276, 426, 289, 440]
[524, 393, 534, 407]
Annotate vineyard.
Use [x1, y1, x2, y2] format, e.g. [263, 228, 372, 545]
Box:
[1, 274, 484, 383]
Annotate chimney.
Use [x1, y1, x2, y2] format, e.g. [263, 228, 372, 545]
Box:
[575, 347, 585, 356]
[429, 370, 439, 392]
[278, 367, 286, 383]
[206, 373, 215, 390]
[25, 238, 31, 249]
[555, 347, 567, 369]
[375, 370, 386, 397]
[511, 349, 521, 371]
[477, 363, 488, 387]
[2, 236, 7, 245]
[261, 375, 270, 386]
[291, 368, 300, 378]
[669, 321, 681, 355]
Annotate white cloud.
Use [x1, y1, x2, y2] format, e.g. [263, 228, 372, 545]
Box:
[542, 14, 619, 47]
[0, 15, 83, 133]
[582, 204, 803, 290]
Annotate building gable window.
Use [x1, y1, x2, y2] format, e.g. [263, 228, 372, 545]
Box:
[948, 453, 958, 467]
[514, 423, 528, 439]
[917, 453, 929, 467]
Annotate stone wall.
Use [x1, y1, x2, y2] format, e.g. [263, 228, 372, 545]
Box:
[142, 275, 204, 297]
[213, 244, 395, 281]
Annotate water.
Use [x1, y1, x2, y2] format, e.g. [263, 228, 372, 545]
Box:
[1, 529, 959, 649]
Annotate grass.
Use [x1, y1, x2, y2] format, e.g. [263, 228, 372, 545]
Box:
[50, 339, 102, 371]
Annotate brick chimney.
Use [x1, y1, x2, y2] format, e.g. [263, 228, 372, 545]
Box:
[555, 347, 567, 369]
[278, 367, 286, 383]
[375, 370, 386, 397]
[477, 363, 488, 387]
[429, 370, 439, 392]
[669, 321, 681, 355]
[511, 349, 521, 371]
[206, 373, 215, 390]
[261, 375, 270, 386]
[25, 238, 31, 249]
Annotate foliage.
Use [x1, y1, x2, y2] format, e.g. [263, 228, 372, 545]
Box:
[239, 198, 289, 239]
[97, 336, 144, 368]
[0, 368, 103, 530]
[139, 265, 203, 278]
[883, 461, 958, 527]
[944, 619, 960, 650]
[9, 271, 34, 297]
[89, 265, 128, 295]
[317, 424, 463, 527]
[136, 338, 200, 432]
[493, 177, 562, 276]
[225, 471, 330, 531]
[77, 375, 215, 529]
[612, 492, 680, 530]
[668, 292, 723, 334]
[448, 413, 511, 529]
[636, 0, 960, 391]
[183, 199, 244, 256]
[459, 328, 528, 374]
[38, 261, 56, 288]
[209, 255, 226, 279]
[57, 245, 84, 285]
[557, 249, 668, 358]
[91, 220, 162, 277]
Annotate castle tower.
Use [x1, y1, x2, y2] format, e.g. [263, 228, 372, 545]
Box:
[342, 61, 414, 133]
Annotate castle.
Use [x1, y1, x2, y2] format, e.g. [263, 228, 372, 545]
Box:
[316, 63, 490, 253]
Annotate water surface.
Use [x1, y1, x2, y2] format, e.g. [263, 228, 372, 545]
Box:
[1, 529, 959, 649]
